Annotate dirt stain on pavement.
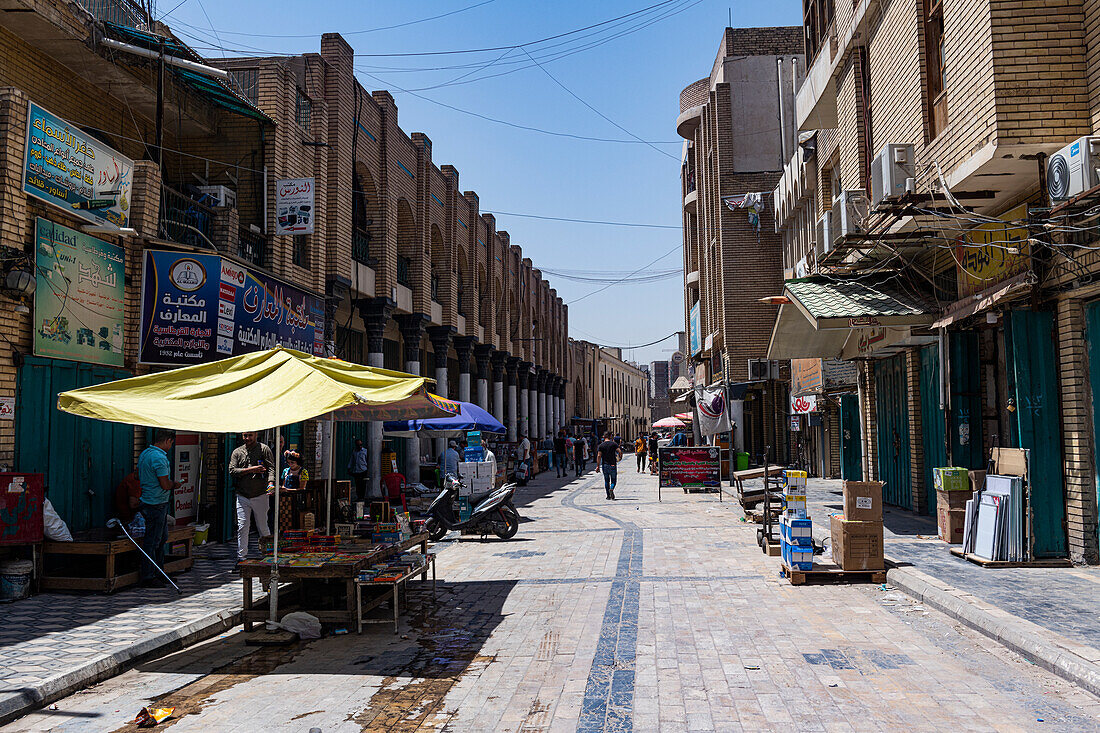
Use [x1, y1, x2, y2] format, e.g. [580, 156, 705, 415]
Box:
[108, 643, 305, 732]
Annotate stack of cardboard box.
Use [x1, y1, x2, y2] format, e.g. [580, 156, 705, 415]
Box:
[780, 471, 814, 570]
[933, 467, 975, 544]
[830, 481, 884, 571]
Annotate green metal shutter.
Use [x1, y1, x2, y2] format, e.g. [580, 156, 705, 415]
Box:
[920, 345, 947, 515]
[949, 332, 984, 469]
[875, 353, 912, 509]
[838, 394, 862, 480]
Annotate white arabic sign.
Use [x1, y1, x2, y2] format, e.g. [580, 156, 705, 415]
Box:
[275, 177, 315, 235]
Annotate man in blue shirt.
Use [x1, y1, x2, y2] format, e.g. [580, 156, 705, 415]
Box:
[439, 440, 460, 478]
[347, 438, 370, 501]
[136, 430, 179, 587]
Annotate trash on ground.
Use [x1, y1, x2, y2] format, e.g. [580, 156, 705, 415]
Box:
[133, 706, 175, 727]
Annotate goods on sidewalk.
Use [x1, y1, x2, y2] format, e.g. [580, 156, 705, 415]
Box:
[829, 514, 885, 571]
[932, 467, 970, 493]
[841, 480, 883, 522]
[936, 488, 970, 544]
[779, 514, 813, 570]
[968, 474, 1025, 562]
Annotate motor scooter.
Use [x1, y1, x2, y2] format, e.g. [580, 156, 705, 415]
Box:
[425, 474, 519, 541]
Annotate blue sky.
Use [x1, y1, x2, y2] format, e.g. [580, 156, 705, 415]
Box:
[163, 0, 802, 366]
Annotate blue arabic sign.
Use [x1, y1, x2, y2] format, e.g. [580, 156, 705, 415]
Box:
[689, 301, 700, 356]
[139, 250, 325, 365]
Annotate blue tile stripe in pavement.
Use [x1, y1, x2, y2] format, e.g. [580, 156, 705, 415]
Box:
[563, 477, 641, 733]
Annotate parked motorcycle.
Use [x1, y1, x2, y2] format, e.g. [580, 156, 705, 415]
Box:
[425, 474, 519, 541]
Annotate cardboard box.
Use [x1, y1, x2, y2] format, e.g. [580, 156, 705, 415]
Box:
[783, 493, 807, 518]
[968, 469, 987, 493]
[933, 467, 969, 492]
[780, 515, 813, 545]
[842, 481, 883, 522]
[829, 514, 884, 570]
[937, 505, 966, 544]
[936, 488, 970, 511]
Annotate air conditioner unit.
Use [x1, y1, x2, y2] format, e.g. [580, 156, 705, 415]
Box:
[1047, 136, 1100, 200]
[815, 210, 834, 257]
[870, 143, 915, 207]
[794, 255, 809, 279]
[832, 190, 870, 245]
[197, 185, 237, 208]
[747, 359, 780, 381]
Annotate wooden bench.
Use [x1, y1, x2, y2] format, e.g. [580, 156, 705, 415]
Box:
[42, 525, 195, 593]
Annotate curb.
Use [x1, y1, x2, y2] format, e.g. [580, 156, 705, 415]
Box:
[0, 606, 241, 726]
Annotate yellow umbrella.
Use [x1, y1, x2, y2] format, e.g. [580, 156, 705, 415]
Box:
[57, 347, 456, 431]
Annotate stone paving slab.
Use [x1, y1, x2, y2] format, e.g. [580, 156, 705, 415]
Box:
[0, 542, 245, 724]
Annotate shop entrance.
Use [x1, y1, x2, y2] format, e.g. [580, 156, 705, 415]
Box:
[16, 357, 133, 532]
[1084, 303, 1100, 552]
[920, 344, 946, 515]
[838, 394, 862, 480]
[875, 353, 912, 509]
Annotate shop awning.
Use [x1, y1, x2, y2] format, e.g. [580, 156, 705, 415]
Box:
[57, 347, 455, 433]
[383, 400, 505, 438]
[930, 272, 1034, 329]
[767, 277, 938, 360]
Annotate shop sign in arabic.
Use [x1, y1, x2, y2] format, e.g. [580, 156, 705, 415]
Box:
[139, 250, 325, 365]
[23, 102, 134, 229]
[689, 301, 701, 355]
[791, 359, 823, 396]
[791, 393, 818, 414]
[658, 446, 721, 488]
[33, 218, 124, 367]
[955, 204, 1030, 298]
[275, 177, 315, 235]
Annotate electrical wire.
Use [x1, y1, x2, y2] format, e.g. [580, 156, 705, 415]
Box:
[567, 244, 682, 305]
[485, 210, 679, 228]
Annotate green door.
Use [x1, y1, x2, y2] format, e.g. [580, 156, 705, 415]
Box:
[920, 345, 946, 515]
[838, 394, 862, 480]
[16, 357, 133, 533]
[875, 353, 912, 509]
[1006, 310, 1067, 558]
[949, 332, 984, 469]
[1086, 302, 1100, 553]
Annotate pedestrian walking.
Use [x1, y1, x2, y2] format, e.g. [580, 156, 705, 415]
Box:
[347, 438, 370, 501]
[596, 432, 623, 500]
[229, 431, 275, 562]
[634, 435, 647, 472]
[554, 430, 568, 477]
[136, 430, 179, 587]
[648, 432, 659, 474]
[573, 435, 586, 477]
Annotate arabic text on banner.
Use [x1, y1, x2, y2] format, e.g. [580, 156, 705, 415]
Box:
[23, 102, 134, 229]
[33, 218, 125, 367]
[139, 250, 325, 365]
[275, 178, 315, 236]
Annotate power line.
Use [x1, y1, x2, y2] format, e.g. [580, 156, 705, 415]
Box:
[486, 210, 680, 228]
[568, 244, 682, 304]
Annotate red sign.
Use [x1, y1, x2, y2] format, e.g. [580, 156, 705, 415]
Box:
[658, 447, 721, 489]
[0, 473, 45, 545]
[791, 394, 818, 414]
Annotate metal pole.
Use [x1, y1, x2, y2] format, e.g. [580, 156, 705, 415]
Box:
[326, 413, 335, 534]
[154, 41, 164, 167]
[267, 425, 282, 628]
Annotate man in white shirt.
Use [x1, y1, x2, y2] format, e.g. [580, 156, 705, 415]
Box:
[517, 432, 532, 478]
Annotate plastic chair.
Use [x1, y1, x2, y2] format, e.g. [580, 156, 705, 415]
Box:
[381, 473, 408, 513]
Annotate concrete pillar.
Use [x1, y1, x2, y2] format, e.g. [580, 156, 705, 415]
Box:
[397, 314, 428, 485]
[537, 369, 549, 439]
[518, 362, 532, 440]
[428, 326, 455, 462]
[528, 369, 539, 441]
[358, 297, 395, 499]
[558, 380, 567, 433]
[491, 351, 507, 429]
[505, 357, 520, 442]
[454, 336, 475, 404]
[474, 344, 492, 412]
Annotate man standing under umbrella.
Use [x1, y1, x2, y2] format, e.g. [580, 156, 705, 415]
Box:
[229, 431, 275, 562]
[136, 430, 179, 587]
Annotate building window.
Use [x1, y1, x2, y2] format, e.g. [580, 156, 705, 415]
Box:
[397, 254, 412, 287]
[431, 270, 440, 302]
[803, 0, 835, 62]
[292, 236, 309, 268]
[923, 0, 947, 138]
[296, 89, 312, 131]
[229, 68, 258, 104]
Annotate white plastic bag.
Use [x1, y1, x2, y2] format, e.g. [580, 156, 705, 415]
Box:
[43, 499, 73, 541]
[277, 611, 321, 639]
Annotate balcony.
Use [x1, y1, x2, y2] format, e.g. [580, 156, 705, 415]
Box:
[159, 184, 215, 250]
[352, 228, 375, 265]
[684, 189, 698, 211]
[686, 270, 700, 289]
[238, 227, 266, 267]
[396, 254, 412, 288]
[676, 105, 703, 140]
[74, 0, 151, 30]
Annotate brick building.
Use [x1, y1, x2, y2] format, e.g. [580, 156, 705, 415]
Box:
[676, 26, 804, 462]
[768, 0, 1100, 564]
[567, 340, 649, 442]
[0, 1, 569, 541]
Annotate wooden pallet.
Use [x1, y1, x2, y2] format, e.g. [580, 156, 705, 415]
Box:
[781, 562, 886, 586]
[948, 548, 1073, 569]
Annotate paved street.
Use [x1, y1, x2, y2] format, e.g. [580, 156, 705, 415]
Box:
[4, 463, 1100, 732]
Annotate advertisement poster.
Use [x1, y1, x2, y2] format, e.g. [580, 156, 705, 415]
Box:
[954, 204, 1030, 297]
[23, 102, 134, 229]
[33, 218, 125, 366]
[791, 393, 818, 414]
[658, 446, 721, 490]
[791, 359, 823, 396]
[275, 178, 315, 235]
[140, 250, 325, 365]
[173, 432, 201, 525]
[689, 301, 700, 355]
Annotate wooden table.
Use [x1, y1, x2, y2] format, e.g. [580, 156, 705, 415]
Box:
[357, 554, 436, 634]
[42, 525, 195, 593]
[239, 532, 429, 631]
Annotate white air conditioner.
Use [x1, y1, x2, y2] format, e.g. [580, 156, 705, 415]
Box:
[815, 210, 834, 257]
[197, 185, 237, 208]
[832, 190, 870, 245]
[1047, 136, 1100, 200]
[747, 359, 781, 381]
[870, 143, 915, 207]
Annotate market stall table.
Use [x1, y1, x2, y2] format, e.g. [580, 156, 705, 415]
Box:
[42, 525, 195, 593]
[238, 532, 429, 631]
[356, 553, 436, 634]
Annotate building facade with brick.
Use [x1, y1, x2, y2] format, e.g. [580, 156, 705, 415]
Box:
[768, 0, 1100, 563]
[0, 1, 569, 542]
[676, 26, 804, 463]
[567, 339, 650, 442]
